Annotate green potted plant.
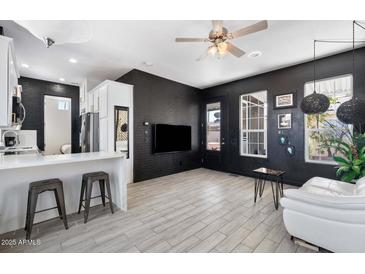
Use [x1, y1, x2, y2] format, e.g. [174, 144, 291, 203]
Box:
[321, 123, 365, 182]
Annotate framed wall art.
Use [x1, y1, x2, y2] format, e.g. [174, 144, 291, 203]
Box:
[274, 92, 296, 109]
[278, 113, 292, 129]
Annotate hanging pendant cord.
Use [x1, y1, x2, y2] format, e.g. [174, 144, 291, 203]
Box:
[313, 40, 316, 93]
[354, 20, 365, 31]
[352, 20, 356, 128]
[353, 21, 355, 86]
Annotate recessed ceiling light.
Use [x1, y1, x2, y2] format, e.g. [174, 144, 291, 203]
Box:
[21, 63, 29, 68]
[248, 51, 262, 58]
[59, 78, 65, 82]
[142, 61, 153, 66]
[69, 58, 77, 63]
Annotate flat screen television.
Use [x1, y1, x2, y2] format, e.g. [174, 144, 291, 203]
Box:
[153, 124, 191, 153]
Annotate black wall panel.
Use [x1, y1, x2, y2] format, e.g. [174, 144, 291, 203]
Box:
[19, 77, 80, 153]
[117, 70, 202, 182]
[201, 48, 365, 186]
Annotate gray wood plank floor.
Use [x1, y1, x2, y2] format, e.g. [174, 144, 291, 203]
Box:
[0, 168, 314, 253]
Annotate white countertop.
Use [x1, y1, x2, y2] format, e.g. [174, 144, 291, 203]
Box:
[0, 152, 125, 171]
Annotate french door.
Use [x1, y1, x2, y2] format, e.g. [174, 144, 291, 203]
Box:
[202, 96, 227, 170]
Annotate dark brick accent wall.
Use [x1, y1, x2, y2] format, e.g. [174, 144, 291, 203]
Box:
[117, 70, 202, 182]
[19, 77, 80, 153]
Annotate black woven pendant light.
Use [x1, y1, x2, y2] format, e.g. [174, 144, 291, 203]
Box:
[336, 21, 365, 125]
[337, 98, 365, 124]
[300, 40, 330, 114]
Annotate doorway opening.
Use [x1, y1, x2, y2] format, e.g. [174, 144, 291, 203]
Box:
[44, 95, 72, 155]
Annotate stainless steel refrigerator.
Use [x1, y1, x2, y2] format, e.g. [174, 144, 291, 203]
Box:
[80, 112, 99, 152]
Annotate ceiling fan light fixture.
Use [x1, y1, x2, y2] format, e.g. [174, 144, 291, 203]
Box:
[217, 42, 228, 55]
[175, 20, 268, 60]
[208, 45, 217, 55]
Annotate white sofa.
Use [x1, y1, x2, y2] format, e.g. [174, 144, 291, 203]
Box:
[280, 176, 365, 252]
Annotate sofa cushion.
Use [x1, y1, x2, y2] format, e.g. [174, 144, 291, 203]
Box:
[301, 176, 355, 196]
[356, 176, 365, 195]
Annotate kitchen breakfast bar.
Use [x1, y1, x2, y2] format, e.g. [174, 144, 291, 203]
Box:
[0, 152, 127, 235]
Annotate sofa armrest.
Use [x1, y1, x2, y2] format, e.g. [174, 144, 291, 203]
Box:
[283, 189, 365, 210]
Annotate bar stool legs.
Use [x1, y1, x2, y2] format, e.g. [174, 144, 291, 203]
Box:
[25, 179, 68, 240]
[25, 192, 38, 240]
[99, 180, 106, 206]
[78, 172, 114, 223]
[105, 176, 114, 214]
[84, 179, 93, 223]
[54, 184, 68, 229]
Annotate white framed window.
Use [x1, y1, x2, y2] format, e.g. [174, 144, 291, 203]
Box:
[304, 74, 353, 164]
[240, 90, 268, 158]
[58, 100, 70, 111]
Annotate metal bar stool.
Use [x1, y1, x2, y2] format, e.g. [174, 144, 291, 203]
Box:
[25, 178, 68, 240]
[78, 171, 114, 223]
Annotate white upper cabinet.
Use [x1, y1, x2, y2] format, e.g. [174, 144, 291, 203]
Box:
[87, 80, 134, 183]
[0, 36, 19, 127]
[98, 85, 108, 118]
[93, 88, 100, 112]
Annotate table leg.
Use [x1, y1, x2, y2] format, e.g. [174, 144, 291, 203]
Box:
[270, 179, 280, 210]
[259, 175, 266, 197]
[254, 177, 259, 203]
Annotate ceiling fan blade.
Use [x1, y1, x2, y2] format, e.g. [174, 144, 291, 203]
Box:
[229, 20, 268, 39]
[196, 49, 210, 61]
[212, 20, 223, 32]
[226, 42, 245, 57]
[175, 37, 209, 42]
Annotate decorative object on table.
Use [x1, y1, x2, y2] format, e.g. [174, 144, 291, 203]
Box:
[253, 167, 285, 210]
[278, 113, 292, 129]
[278, 134, 288, 145]
[300, 40, 330, 114]
[274, 93, 296, 109]
[286, 144, 296, 156]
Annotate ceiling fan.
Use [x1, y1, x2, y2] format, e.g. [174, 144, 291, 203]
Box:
[175, 20, 268, 61]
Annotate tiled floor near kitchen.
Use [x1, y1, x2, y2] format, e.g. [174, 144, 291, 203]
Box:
[0, 168, 313, 253]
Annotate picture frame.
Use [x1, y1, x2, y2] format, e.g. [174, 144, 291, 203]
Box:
[274, 92, 296, 109]
[278, 113, 292, 129]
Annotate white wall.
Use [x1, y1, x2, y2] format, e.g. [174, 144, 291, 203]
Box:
[44, 95, 72, 155]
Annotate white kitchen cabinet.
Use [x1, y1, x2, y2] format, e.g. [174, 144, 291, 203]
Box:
[87, 80, 134, 183]
[93, 88, 100, 112]
[79, 80, 87, 114]
[99, 85, 108, 118]
[87, 89, 94, 112]
[99, 118, 108, 152]
[0, 36, 19, 127]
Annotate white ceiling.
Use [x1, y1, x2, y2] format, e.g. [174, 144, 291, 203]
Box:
[1, 20, 365, 89]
